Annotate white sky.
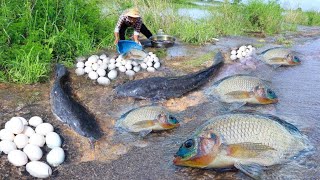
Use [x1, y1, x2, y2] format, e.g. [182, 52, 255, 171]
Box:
[281, 0, 320, 11]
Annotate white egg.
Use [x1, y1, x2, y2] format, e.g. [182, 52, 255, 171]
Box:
[0, 140, 17, 154]
[116, 57, 122, 62]
[22, 126, 35, 137]
[231, 50, 237, 55]
[88, 55, 98, 63]
[110, 58, 116, 64]
[236, 50, 242, 55]
[125, 63, 133, 70]
[153, 57, 160, 62]
[108, 70, 118, 80]
[26, 161, 52, 178]
[84, 66, 93, 73]
[84, 61, 93, 67]
[8, 150, 28, 166]
[153, 62, 161, 69]
[23, 144, 43, 161]
[239, 46, 246, 51]
[150, 54, 156, 59]
[147, 67, 156, 72]
[0, 129, 15, 141]
[121, 60, 127, 66]
[75, 68, 85, 76]
[97, 77, 111, 86]
[133, 66, 141, 72]
[96, 68, 106, 77]
[35, 123, 54, 136]
[108, 63, 116, 70]
[91, 63, 99, 71]
[5, 117, 24, 134]
[242, 51, 247, 57]
[99, 54, 107, 60]
[76, 62, 85, 68]
[140, 63, 148, 69]
[45, 132, 62, 149]
[118, 66, 126, 72]
[76, 56, 86, 62]
[143, 57, 148, 63]
[125, 70, 135, 77]
[236, 53, 242, 59]
[88, 71, 99, 80]
[230, 54, 237, 61]
[248, 45, 253, 49]
[17, 117, 28, 126]
[148, 52, 153, 55]
[29, 134, 45, 147]
[100, 63, 108, 70]
[97, 60, 103, 65]
[46, 147, 65, 167]
[29, 116, 43, 127]
[131, 61, 139, 66]
[14, 134, 29, 149]
[146, 61, 153, 67]
[115, 62, 122, 67]
[102, 58, 110, 64]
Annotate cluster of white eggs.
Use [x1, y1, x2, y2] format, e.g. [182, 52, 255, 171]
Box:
[75, 52, 161, 85]
[230, 45, 256, 61]
[0, 116, 65, 178]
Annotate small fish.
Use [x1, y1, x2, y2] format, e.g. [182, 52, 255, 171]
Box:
[173, 113, 306, 179]
[259, 47, 300, 66]
[115, 105, 179, 136]
[210, 75, 278, 105]
[50, 64, 103, 145]
[115, 51, 224, 100]
[122, 49, 147, 61]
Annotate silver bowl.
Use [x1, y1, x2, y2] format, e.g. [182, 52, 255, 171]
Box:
[149, 35, 176, 48]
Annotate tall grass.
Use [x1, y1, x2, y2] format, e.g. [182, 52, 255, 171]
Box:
[285, 9, 320, 26]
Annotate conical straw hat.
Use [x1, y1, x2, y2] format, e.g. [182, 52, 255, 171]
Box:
[124, 8, 140, 18]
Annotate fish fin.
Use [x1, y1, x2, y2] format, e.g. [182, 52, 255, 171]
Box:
[138, 129, 152, 137]
[227, 102, 247, 112]
[272, 64, 282, 69]
[234, 162, 263, 180]
[268, 57, 286, 62]
[226, 143, 275, 158]
[132, 120, 156, 129]
[225, 91, 251, 99]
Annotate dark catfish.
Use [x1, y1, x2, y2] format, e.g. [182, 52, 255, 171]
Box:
[50, 64, 103, 144]
[115, 52, 224, 100]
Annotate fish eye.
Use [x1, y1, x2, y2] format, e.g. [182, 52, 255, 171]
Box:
[168, 115, 179, 124]
[184, 139, 194, 149]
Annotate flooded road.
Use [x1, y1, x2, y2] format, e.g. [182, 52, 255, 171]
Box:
[1, 27, 320, 179]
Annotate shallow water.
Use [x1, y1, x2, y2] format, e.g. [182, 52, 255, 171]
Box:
[1, 27, 320, 179]
[177, 8, 211, 20]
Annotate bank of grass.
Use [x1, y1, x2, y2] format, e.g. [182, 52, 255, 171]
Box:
[1, 0, 320, 84]
[0, 0, 116, 84]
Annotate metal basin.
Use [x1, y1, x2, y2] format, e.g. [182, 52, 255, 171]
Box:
[149, 35, 176, 48]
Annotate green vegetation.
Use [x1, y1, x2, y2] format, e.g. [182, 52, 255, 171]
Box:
[1, 0, 320, 84]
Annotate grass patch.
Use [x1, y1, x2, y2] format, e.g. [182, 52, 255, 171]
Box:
[182, 51, 216, 68]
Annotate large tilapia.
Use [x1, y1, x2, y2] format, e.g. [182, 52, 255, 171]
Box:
[173, 113, 306, 179]
[116, 105, 179, 135]
[259, 47, 300, 66]
[50, 64, 103, 145]
[115, 52, 224, 100]
[210, 75, 278, 104]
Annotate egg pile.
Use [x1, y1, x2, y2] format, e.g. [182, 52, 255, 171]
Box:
[75, 52, 161, 85]
[230, 45, 256, 61]
[0, 116, 65, 178]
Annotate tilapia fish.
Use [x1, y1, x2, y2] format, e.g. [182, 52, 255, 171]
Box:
[122, 49, 147, 61]
[211, 75, 278, 104]
[116, 105, 179, 135]
[50, 64, 103, 144]
[115, 52, 224, 100]
[173, 113, 306, 179]
[260, 47, 300, 66]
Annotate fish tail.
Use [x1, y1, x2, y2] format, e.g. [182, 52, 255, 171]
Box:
[212, 51, 224, 66]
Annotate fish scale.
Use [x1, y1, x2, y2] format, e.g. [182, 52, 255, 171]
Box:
[196, 114, 305, 165]
[116, 106, 171, 132]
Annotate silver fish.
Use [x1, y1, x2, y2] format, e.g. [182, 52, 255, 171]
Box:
[260, 47, 300, 66]
[174, 113, 306, 179]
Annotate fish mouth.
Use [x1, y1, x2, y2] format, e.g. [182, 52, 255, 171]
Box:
[173, 156, 183, 166]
